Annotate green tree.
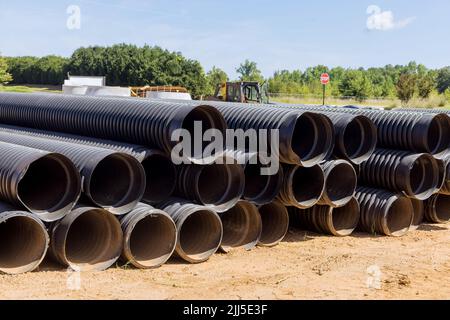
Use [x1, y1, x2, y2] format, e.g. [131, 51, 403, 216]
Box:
[436, 67, 450, 94]
[0, 54, 12, 84]
[338, 70, 372, 101]
[236, 60, 264, 82]
[396, 73, 417, 104]
[205, 66, 228, 95]
[417, 73, 435, 99]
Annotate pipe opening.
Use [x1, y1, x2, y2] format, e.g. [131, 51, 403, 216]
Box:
[258, 202, 289, 247]
[0, 215, 47, 274]
[386, 198, 413, 237]
[197, 164, 244, 211]
[141, 154, 176, 203]
[343, 116, 377, 163]
[179, 210, 222, 261]
[292, 166, 324, 208]
[65, 209, 122, 270]
[18, 154, 80, 218]
[434, 194, 450, 223]
[409, 156, 436, 199]
[244, 164, 268, 199]
[292, 114, 317, 161]
[128, 214, 177, 268]
[181, 106, 226, 159]
[90, 154, 145, 213]
[220, 201, 261, 251]
[324, 163, 357, 207]
[331, 198, 360, 236]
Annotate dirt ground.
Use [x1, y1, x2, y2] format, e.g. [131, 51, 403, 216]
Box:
[1, 223, 449, 300]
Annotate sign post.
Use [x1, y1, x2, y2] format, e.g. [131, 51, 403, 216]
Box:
[320, 73, 330, 105]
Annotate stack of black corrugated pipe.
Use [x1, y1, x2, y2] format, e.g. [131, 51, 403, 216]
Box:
[145, 99, 369, 238]
[274, 103, 450, 235]
[0, 92, 338, 274]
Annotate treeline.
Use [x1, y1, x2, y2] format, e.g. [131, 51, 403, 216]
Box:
[2, 44, 450, 103]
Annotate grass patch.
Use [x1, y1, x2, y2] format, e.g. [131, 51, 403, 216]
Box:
[0, 85, 61, 93]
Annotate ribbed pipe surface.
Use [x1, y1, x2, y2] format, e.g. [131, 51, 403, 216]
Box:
[0, 202, 49, 274]
[355, 187, 413, 237]
[0, 92, 227, 162]
[289, 197, 360, 236]
[148, 99, 335, 166]
[266, 104, 377, 164]
[0, 141, 81, 221]
[319, 160, 357, 207]
[176, 163, 245, 212]
[257, 201, 289, 247]
[0, 124, 176, 204]
[0, 131, 145, 214]
[219, 200, 262, 252]
[299, 105, 450, 158]
[277, 164, 325, 208]
[120, 203, 177, 268]
[158, 200, 223, 263]
[49, 206, 123, 271]
[424, 194, 450, 224]
[359, 149, 440, 200]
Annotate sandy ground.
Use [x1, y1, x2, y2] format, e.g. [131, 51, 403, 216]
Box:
[1, 223, 449, 300]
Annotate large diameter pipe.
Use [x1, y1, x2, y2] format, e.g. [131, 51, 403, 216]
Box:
[148, 99, 335, 166]
[0, 203, 49, 274]
[277, 164, 325, 209]
[319, 160, 357, 207]
[424, 194, 450, 224]
[49, 206, 123, 271]
[355, 187, 413, 237]
[257, 202, 289, 247]
[120, 203, 177, 268]
[159, 200, 223, 263]
[0, 93, 227, 163]
[359, 149, 440, 200]
[176, 163, 245, 212]
[266, 105, 377, 165]
[219, 200, 262, 252]
[438, 155, 450, 195]
[301, 105, 450, 158]
[0, 131, 146, 214]
[0, 124, 176, 204]
[410, 199, 425, 230]
[0, 141, 81, 221]
[289, 198, 360, 237]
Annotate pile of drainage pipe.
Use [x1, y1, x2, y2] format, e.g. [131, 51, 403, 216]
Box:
[0, 92, 448, 275]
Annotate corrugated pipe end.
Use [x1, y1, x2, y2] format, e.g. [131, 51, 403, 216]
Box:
[195, 163, 245, 213]
[412, 113, 450, 158]
[410, 199, 425, 230]
[397, 153, 441, 200]
[50, 207, 123, 271]
[175, 207, 223, 263]
[0, 212, 49, 274]
[278, 165, 325, 209]
[141, 151, 176, 204]
[336, 115, 377, 165]
[17, 153, 81, 222]
[257, 202, 289, 247]
[243, 162, 283, 205]
[87, 153, 146, 215]
[170, 104, 227, 164]
[121, 205, 177, 269]
[319, 160, 357, 208]
[425, 194, 450, 224]
[219, 200, 262, 253]
[287, 112, 334, 167]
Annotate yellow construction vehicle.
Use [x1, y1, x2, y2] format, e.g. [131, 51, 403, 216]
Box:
[205, 82, 269, 103]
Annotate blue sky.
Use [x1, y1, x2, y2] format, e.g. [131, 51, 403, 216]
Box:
[0, 0, 449, 77]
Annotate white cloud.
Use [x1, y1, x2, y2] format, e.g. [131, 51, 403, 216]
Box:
[366, 5, 415, 31]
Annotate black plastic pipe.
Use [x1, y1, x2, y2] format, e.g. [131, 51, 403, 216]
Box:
[319, 160, 357, 207]
[257, 201, 289, 247]
[424, 194, 450, 224]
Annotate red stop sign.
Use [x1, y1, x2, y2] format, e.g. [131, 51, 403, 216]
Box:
[320, 73, 330, 85]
